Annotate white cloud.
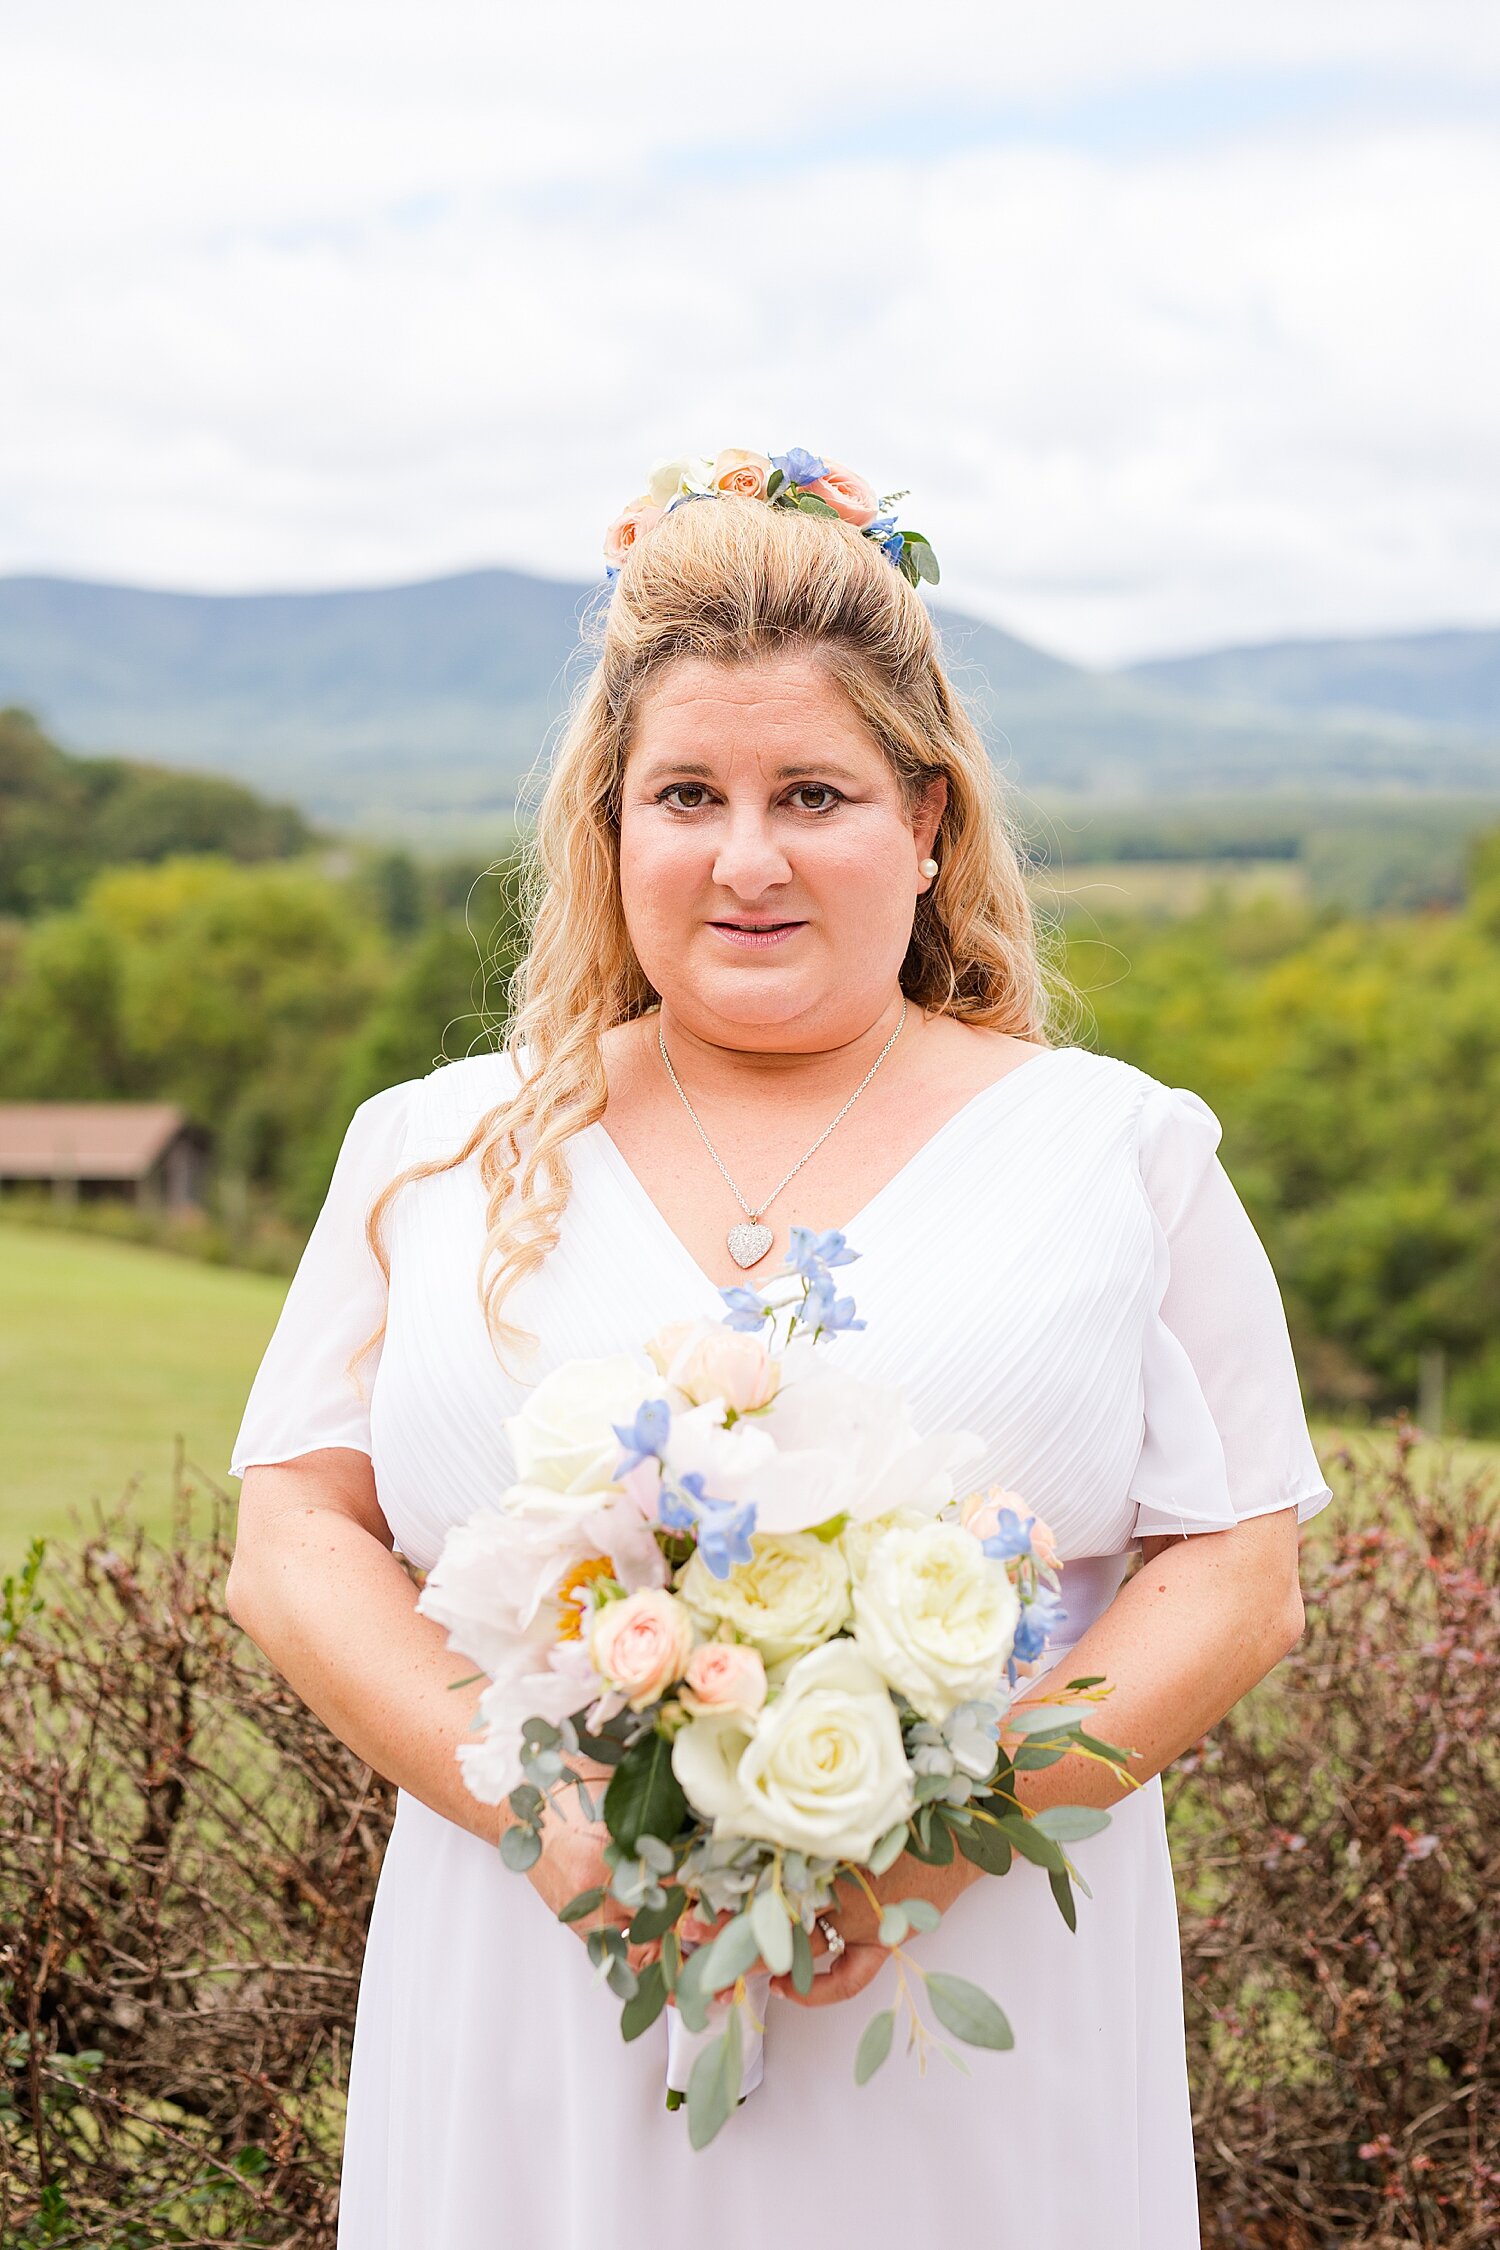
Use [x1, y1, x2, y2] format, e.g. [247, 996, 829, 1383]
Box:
[1, 1, 1496, 660]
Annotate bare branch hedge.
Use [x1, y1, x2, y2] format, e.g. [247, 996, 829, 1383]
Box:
[1, 1424, 1495, 2246]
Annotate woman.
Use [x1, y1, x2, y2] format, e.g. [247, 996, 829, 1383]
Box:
[227, 469, 1332, 2250]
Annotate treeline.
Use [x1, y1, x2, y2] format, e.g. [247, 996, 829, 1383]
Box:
[1, 713, 1497, 1431]
[0, 707, 314, 915]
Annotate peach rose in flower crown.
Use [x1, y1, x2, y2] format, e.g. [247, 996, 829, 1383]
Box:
[603, 495, 664, 569]
[803, 457, 880, 528]
[711, 447, 774, 500]
[589, 1588, 697, 1711]
[680, 1640, 768, 1718]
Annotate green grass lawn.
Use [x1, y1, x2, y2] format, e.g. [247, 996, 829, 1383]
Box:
[0, 1222, 286, 1568]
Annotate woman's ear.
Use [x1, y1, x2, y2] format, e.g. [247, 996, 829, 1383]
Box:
[914, 774, 948, 859]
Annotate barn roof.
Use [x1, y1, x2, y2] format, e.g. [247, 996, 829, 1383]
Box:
[0, 1103, 191, 1180]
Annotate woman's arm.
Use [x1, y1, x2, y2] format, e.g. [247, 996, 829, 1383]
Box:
[226, 1450, 504, 1846]
[786, 1506, 1304, 2006]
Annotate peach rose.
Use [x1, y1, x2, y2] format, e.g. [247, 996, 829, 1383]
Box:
[803, 457, 879, 527]
[959, 1489, 1061, 1573]
[711, 447, 773, 500]
[603, 494, 664, 569]
[680, 1640, 768, 1718]
[589, 1588, 697, 1711]
[648, 1317, 781, 1413]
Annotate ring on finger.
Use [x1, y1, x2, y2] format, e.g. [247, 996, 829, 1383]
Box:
[815, 1913, 845, 1962]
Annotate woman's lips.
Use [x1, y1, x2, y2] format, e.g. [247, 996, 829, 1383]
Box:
[708, 919, 806, 950]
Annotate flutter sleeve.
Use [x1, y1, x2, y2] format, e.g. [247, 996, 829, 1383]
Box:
[1127, 1079, 1334, 1543]
[228, 1080, 418, 1478]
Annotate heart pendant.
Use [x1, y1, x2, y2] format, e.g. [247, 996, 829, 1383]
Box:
[726, 1221, 774, 1269]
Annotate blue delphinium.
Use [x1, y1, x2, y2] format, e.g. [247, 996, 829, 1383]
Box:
[771, 447, 827, 488]
[688, 1485, 759, 1580]
[980, 1507, 1039, 1564]
[786, 1225, 858, 1278]
[611, 1397, 671, 1477]
[719, 1284, 771, 1332]
[802, 1272, 865, 1336]
[1012, 1584, 1067, 1667]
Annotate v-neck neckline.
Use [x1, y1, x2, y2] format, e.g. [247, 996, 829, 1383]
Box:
[584, 1042, 1082, 1301]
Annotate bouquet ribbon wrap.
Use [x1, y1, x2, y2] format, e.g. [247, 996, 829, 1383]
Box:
[666, 1971, 774, 2102]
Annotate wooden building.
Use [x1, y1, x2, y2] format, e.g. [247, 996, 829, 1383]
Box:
[0, 1103, 208, 1212]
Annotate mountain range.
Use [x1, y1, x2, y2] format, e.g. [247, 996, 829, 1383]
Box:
[0, 569, 1495, 834]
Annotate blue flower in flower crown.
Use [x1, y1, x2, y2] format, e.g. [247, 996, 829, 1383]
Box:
[771, 447, 827, 487]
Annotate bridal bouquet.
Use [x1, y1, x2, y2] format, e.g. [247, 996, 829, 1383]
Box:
[418, 1228, 1130, 2148]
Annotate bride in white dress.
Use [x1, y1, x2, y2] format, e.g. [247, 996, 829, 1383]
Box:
[227, 472, 1332, 2250]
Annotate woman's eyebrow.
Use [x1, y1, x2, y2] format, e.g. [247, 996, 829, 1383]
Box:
[635, 757, 865, 784]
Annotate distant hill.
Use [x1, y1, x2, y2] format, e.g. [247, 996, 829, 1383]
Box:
[0, 707, 313, 915]
[1127, 628, 1500, 735]
[1, 570, 1497, 834]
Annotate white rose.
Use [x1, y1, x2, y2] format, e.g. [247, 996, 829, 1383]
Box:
[852, 1522, 1020, 1723]
[504, 1352, 661, 1514]
[677, 1531, 851, 1667]
[674, 1641, 914, 1862]
[840, 1504, 935, 1585]
[647, 453, 716, 506]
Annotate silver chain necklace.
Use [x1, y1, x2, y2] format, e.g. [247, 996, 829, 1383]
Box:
[657, 999, 908, 1269]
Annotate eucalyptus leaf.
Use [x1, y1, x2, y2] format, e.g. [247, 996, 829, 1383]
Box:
[621, 1961, 668, 2041]
[629, 1885, 687, 1944]
[698, 1909, 763, 1994]
[868, 1821, 910, 1875]
[995, 1815, 1066, 1873]
[1048, 1868, 1078, 1932]
[955, 1818, 1013, 1878]
[1013, 1744, 1067, 1770]
[1064, 1675, 1107, 1691]
[606, 1956, 639, 2001]
[751, 1890, 794, 1976]
[558, 1885, 606, 1924]
[790, 1918, 814, 1997]
[688, 2009, 743, 2150]
[878, 1907, 909, 1947]
[1032, 1805, 1112, 1843]
[897, 1897, 941, 1933]
[499, 1822, 542, 1872]
[854, 2008, 895, 2085]
[925, 1972, 1014, 2051]
[1006, 1703, 1085, 1737]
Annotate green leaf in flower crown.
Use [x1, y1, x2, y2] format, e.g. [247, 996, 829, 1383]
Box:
[603, 1728, 688, 1854]
[925, 1972, 1014, 2050]
[792, 492, 842, 519]
[621, 1960, 668, 2041]
[688, 2009, 743, 2149]
[767, 467, 785, 498]
[854, 2008, 895, 2084]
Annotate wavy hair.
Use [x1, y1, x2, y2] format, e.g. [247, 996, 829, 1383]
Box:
[358, 493, 1074, 1374]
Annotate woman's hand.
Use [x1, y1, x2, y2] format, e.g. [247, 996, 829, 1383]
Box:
[770, 1843, 981, 2008]
[522, 1759, 663, 1975]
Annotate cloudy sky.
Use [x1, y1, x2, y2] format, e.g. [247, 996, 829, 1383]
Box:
[3, 1, 1497, 662]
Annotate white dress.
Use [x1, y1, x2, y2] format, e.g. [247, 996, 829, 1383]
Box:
[230, 1042, 1333, 2250]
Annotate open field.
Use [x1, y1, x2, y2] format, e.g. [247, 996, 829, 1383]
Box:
[0, 1223, 284, 1566]
[3, 1221, 1497, 1572]
[1027, 856, 1309, 919]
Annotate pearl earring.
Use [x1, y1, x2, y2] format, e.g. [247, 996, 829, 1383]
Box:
[918, 857, 939, 879]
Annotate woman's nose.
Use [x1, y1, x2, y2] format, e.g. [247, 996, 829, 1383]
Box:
[711, 810, 793, 896]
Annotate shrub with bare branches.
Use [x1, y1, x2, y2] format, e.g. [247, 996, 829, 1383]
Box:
[0, 1425, 1494, 2245]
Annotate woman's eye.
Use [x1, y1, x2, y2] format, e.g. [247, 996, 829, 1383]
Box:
[788, 784, 841, 812]
[660, 783, 711, 810]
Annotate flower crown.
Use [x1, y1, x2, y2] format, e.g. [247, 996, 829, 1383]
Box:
[603, 447, 940, 592]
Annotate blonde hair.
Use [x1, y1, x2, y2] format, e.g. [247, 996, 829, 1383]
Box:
[360, 494, 1073, 1370]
